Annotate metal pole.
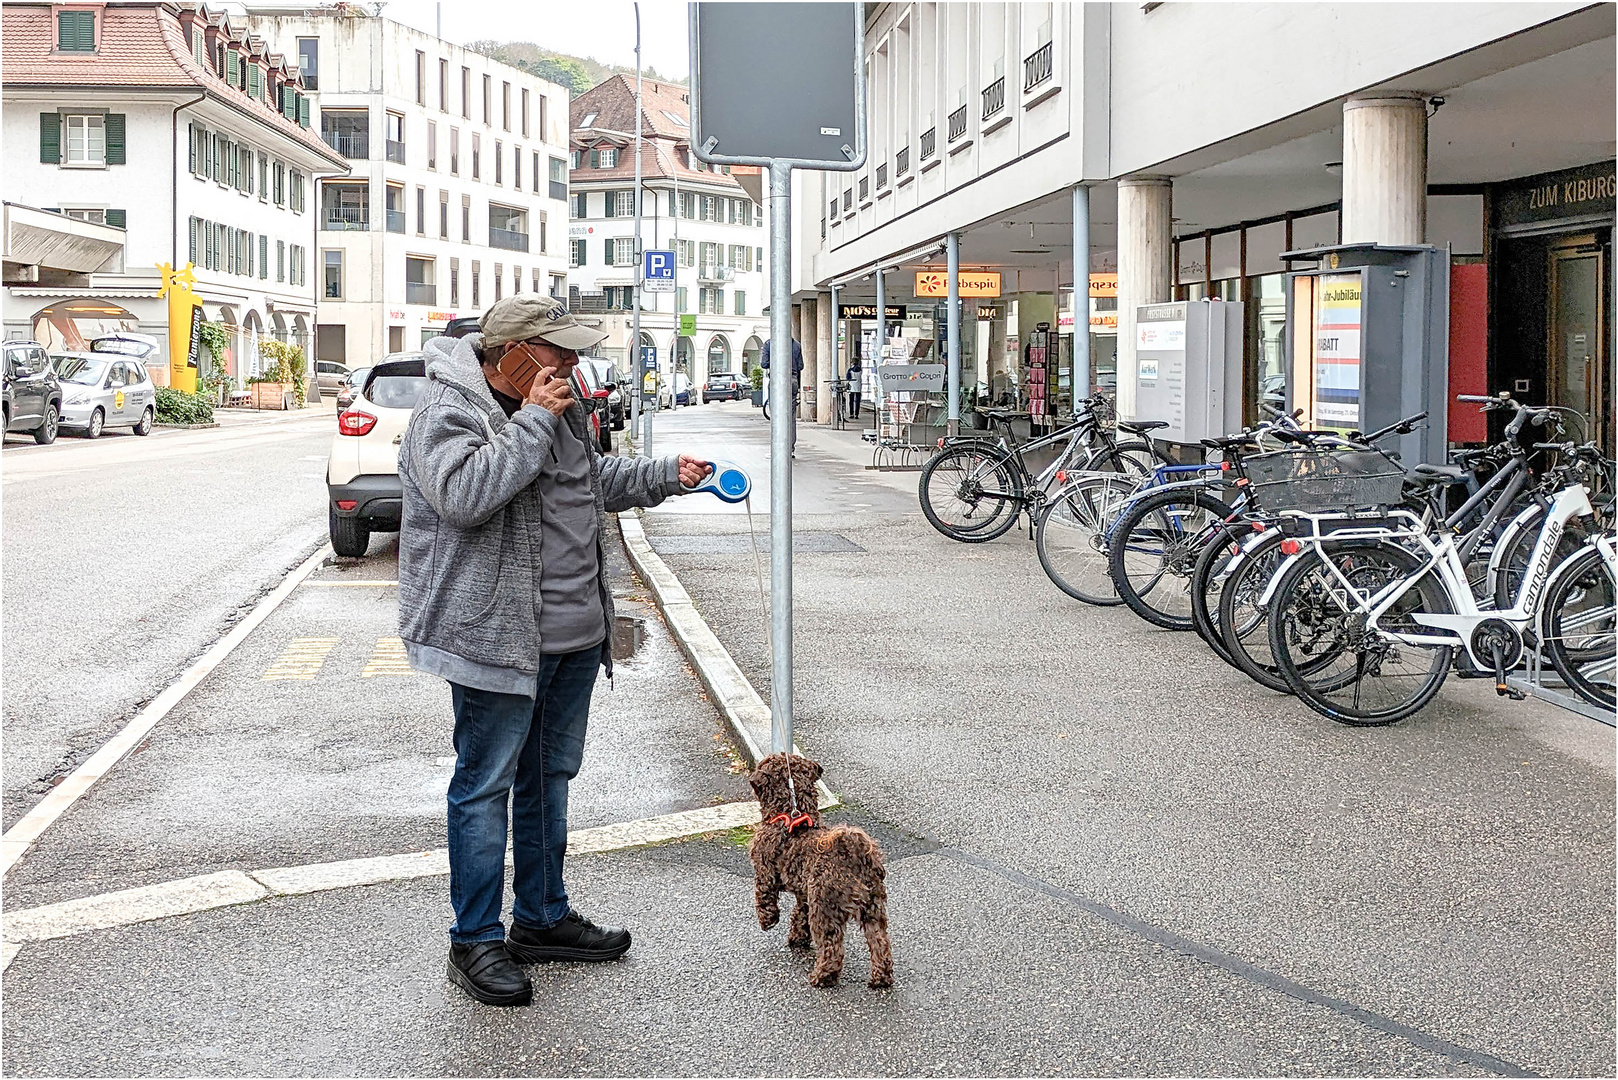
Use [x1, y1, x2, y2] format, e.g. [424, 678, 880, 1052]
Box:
[946, 231, 961, 436]
[874, 268, 886, 432]
[767, 162, 794, 755]
[630, 3, 647, 452]
[1072, 183, 1090, 400]
[829, 282, 840, 423]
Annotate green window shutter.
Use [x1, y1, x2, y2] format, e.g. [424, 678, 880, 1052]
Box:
[248, 65, 259, 98]
[259, 235, 268, 279]
[226, 50, 239, 85]
[39, 113, 61, 164]
[105, 209, 126, 229]
[188, 123, 197, 173]
[58, 11, 94, 52]
[104, 114, 126, 165]
[189, 217, 198, 265]
[298, 96, 310, 129]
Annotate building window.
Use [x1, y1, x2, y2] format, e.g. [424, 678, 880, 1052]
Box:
[679, 192, 696, 219]
[63, 114, 105, 165]
[323, 110, 370, 160]
[323, 249, 343, 299]
[416, 186, 426, 235]
[569, 239, 586, 267]
[449, 258, 460, 306]
[532, 150, 540, 194]
[513, 145, 521, 189]
[729, 244, 748, 269]
[461, 66, 471, 118]
[590, 147, 618, 169]
[493, 262, 503, 301]
[532, 268, 540, 294]
[735, 291, 746, 316]
[427, 122, 437, 169]
[471, 133, 480, 179]
[482, 74, 491, 124]
[439, 190, 449, 239]
[449, 127, 459, 174]
[538, 95, 548, 144]
[471, 261, 480, 307]
[385, 184, 405, 233]
[494, 140, 503, 185]
[258, 152, 268, 199]
[570, 150, 581, 170]
[462, 195, 471, 242]
[513, 265, 521, 293]
[277, 239, 285, 282]
[297, 37, 318, 90]
[414, 50, 426, 106]
[56, 10, 95, 52]
[439, 58, 449, 111]
[676, 286, 688, 313]
[537, 210, 547, 253]
[273, 162, 285, 205]
[549, 156, 567, 200]
[502, 81, 511, 130]
[550, 274, 565, 299]
[406, 256, 435, 305]
[385, 112, 405, 163]
[570, 191, 587, 218]
[489, 204, 529, 251]
[677, 239, 694, 268]
[521, 88, 530, 137]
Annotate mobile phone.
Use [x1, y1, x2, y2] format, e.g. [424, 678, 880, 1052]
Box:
[494, 343, 548, 395]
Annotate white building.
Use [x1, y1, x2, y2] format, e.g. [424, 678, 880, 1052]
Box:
[242, 5, 572, 363]
[566, 75, 769, 391]
[1, 1, 345, 382]
[785, 3, 1614, 445]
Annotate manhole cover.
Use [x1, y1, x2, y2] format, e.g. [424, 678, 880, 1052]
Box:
[651, 532, 865, 554]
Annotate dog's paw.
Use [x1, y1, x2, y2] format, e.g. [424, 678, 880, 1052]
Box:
[868, 973, 894, 990]
[808, 968, 840, 988]
[757, 910, 780, 931]
[787, 933, 812, 950]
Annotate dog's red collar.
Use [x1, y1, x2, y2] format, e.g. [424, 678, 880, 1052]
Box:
[766, 811, 817, 833]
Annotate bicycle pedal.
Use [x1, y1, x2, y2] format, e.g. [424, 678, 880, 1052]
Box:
[1495, 682, 1526, 700]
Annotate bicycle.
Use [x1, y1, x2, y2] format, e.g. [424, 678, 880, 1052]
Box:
[918, 395, 1166, 543]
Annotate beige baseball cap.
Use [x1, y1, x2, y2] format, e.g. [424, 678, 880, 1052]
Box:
[479, 295, 608, 351]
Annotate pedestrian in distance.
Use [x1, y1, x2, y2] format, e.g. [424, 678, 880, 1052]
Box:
[761, 336, 805, 455]
[397, 295, 712, 1007]
[846, 355, 864, 420]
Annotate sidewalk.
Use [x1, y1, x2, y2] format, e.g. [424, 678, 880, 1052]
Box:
[210, 393, 337, 429]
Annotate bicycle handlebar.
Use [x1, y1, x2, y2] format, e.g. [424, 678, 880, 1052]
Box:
[1360, 411, 1428, 444]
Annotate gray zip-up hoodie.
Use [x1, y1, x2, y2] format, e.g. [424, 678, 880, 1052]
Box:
[397, 333, 682, 689]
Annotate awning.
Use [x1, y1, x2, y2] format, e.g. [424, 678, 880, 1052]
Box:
[3, 203, 123, 275]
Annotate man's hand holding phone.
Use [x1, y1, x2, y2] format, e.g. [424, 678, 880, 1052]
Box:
[524, 365, 573, 418]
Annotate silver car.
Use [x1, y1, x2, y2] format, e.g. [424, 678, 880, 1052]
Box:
[51, 353, 157, 438]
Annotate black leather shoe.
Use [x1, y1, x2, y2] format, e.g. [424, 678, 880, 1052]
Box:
[507, 911, 632, 963]
[447, 941, 533, 1006]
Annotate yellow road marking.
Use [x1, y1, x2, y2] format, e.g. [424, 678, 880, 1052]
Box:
[361, 636, 416, 678]
[261, 637, 339, 681]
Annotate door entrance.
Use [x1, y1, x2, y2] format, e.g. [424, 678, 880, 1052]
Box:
[1548, 236, 1605, 446]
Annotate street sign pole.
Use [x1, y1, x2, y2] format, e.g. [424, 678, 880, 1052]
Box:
[766, 162, 794, 756]
[630, 2, 644, 447]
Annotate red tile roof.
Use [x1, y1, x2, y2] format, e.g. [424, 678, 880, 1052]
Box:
[2, 2, 345, 168]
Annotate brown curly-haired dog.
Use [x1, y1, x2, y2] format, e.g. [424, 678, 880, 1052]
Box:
[747, 753, 893, 989]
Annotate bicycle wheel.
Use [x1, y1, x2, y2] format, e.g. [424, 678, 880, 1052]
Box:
[1191, 520, 1257, 666]
[1490, 505, 1590, 610]
[1267, 541, 1455, 725]
[1215, 530, 1296, 693]
[1095, 440, 1158, 478]
[919, 444, 1024, 543]
[1106, 488, 1233, 630]
[1035, 475, 1135, 605]
[1541, 544, 1616, 711]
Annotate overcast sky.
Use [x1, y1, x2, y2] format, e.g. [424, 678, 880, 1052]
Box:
[364, 0, 690, 79]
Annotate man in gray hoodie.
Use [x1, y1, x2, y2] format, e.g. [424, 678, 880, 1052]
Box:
[399, 295, 710, 1006]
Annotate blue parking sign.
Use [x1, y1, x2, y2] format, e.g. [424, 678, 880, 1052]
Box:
[643, 249, 675, 293]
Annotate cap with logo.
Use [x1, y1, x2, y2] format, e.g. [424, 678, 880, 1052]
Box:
[479, 295, 608, 352]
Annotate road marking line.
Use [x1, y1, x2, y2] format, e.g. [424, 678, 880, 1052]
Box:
[0, 542, 333, 880]
[302, 581, 398, 589]
[261, 637, 339, 681]
[361, 636, 416, 678]
[0, 799, 822, 967]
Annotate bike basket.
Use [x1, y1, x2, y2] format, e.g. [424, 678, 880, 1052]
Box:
[1242, 449, 1406, 513]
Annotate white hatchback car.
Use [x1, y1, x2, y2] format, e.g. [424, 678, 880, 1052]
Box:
[326, 353, 428, 557]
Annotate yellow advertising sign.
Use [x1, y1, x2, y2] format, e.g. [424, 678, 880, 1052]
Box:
[914, 270, 1001, 298]
[157, 262, 202, 394]
[1088, 273, 1118, 298]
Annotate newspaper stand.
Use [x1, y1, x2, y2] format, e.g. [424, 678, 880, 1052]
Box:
[873, 360, 944, 469]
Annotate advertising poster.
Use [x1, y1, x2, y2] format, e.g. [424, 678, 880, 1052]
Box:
[1312, 272, 1362, 427]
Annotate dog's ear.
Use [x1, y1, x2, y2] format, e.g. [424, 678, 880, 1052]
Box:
[748, 773, 763, 798]
[809, 759, 824, 784]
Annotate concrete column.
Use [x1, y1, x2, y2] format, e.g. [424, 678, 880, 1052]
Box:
[1115, 176, 1173, 420]
[1071, 184, 1091, 399]
[1341, 94, 1427, 246]
[799, 296, 818, 420]
[816, 290, 835, 424]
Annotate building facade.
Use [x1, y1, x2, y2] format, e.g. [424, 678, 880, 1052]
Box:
[2, 1, 344, 382]
[566, 75, 769, 392]
[242, 6, 571, 363]
[785, 3, 1614, 445]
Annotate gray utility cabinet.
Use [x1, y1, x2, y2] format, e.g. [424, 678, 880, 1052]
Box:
[1131, 300, 1245, 445]
[1282, 243, 1449, 465]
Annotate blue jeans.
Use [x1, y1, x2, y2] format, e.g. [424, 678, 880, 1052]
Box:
[446, 648, 598, 944]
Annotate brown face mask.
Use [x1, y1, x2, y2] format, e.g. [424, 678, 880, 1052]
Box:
[493, 342, 548, 396]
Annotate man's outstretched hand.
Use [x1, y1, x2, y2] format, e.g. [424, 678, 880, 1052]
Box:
[677, 456, 713, 489]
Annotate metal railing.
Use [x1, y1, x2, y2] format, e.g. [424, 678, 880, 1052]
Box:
[405, 281, 436, 305]
[321, 130, 369, 159]
[697, 264, 735, 282]
[1024, 41, 1053, 91]
[858, 176, 870, 201]
[488, 227, 530, 252]
[982, 76, 1006, 120]
[842, 189, 853, 212]
[322, 209, 369, 231]
[385, 139, 406, 164]
[876, 163, 888, 190]
[549, 179, 567, 200]
[948, 104, 969, 142]
[385, 209, 405, 233]
[895, 147, 910, 177]
[920, 127, 936, 160]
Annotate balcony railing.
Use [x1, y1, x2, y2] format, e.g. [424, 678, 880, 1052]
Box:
[895, 147, 910, 178]
[876, 163, 888, 190]
[322, 131, 369, 159]
[489, 227, 530, 252]
[982, 76, 1006, 120]
[385, 209, 405, 233]
[1024, 41, 1053, 91]
[385, 139, 406, 164]
[948, 104, 969, 142]
[406, 282, 436, 305]
[322, 209, 369, 231]
[697, 265, 735, 282]
[858, 176, 869, 201]
[549, 179, 567, 200]
[842, 189, 853, 212]
[919, 127, 936, 161]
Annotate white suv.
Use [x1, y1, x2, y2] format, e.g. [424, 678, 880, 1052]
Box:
[326, 354, 427, 557]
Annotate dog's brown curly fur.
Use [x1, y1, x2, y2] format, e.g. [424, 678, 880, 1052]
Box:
[747, 753, 893, 988]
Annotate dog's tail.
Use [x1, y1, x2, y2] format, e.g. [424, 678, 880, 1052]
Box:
[821, 825, 885, 880]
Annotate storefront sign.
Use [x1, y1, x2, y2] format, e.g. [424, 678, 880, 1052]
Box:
[1058, 311, 1074, 331]
[975, 305, 1001, 320]
[426, 310, 457, 325]
[569, 225, 593, 238]
[876, 364, 945, 391]
[1089, 273, 1118, 298]
[838, 303, 905, 320]
[678, 314, 696, 336]
[1312, 272, 1362, 427]
[914, 270, 1001, 298]
[1493, 160, 1616, 229]
[1089, 311, 1119, 331]
[1136, 320, 1185, 350]
[388, 309, 406, 320]
[157, 261, 202, 394]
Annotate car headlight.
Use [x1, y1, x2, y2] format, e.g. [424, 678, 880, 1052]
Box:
[64, 392, 89, 405]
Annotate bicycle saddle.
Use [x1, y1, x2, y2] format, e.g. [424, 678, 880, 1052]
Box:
[1201, 434, 1259, 450]
[1119, 420, 1169, 434]
[1408, 462, 1468, 483]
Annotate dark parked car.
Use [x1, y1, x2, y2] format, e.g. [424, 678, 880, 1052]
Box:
[579, 356, 624, 431]
[3, 340, 64, 444]
[703, 370, 747, 403]
[334, 365, 374, 411]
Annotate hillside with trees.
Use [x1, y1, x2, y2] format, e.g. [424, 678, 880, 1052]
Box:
[466, 41, 684, 97]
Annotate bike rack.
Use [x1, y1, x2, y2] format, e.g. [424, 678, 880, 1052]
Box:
[1506, 650, 1615, 726]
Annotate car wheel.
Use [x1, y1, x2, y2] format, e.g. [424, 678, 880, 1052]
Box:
[329, 504, 371, 558]
[133, 407, 154, 436]
[599, 424, 613, 454]
[34, 403, 59, 445]
[85, 407, 105, 439]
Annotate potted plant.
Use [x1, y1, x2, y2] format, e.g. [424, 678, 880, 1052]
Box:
[749, 366, 765, 408]
[252, 341, 309, 409]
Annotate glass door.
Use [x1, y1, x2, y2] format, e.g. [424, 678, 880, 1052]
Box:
[1548, 236, 1605, 446]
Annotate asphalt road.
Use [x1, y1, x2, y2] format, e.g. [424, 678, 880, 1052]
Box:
[1, 413, 336, 829]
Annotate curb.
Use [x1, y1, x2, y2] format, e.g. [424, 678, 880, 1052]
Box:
[154, 422, 220, 430]
[616, 510, 837, 808]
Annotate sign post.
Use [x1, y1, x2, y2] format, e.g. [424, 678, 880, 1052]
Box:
[691, 2, 865, 756]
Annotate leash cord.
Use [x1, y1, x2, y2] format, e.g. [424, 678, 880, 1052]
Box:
[743, 492, 800, 818]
